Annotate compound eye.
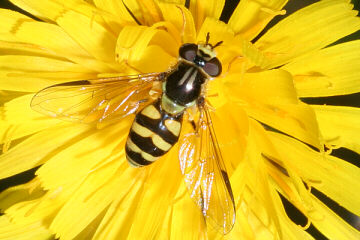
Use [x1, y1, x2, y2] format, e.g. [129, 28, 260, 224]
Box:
[179, 43, 198, 61]
[203, 57, 222, 77]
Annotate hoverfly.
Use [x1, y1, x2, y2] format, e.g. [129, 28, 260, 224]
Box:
[31, 33, 235, 234]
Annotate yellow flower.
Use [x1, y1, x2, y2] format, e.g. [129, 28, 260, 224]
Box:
[0, 0, 360, 239]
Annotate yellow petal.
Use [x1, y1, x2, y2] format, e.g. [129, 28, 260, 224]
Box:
[56, 10, 117, 64]
[116, 25, 178, 72]
[227, 69, 297, 104]
[0, 55, 90, 73]
[0, 71, 96, 92]
[0, 179, 44, 211]
[160, 0, 186, 4]
[219, 37, 270, 73]
[170, 185, 206, 240]
[210, 103, 248, 170]
[137, 0, 163, 24]
[242, 120, 285, 238]
[226, 69, 321, 149]
[8, 0, 47, 20]
[111, 0, 162, 26]
[9, 0, 116, 27]
[269, 132, 360, 217]
[0, 215, 52, 240]
[11, 0, 128, 36]
[126, 149, 182, 239]
[266, 189, 315, 240]
[246, 119, 312, 215]
[0, 9, 112, 72]
[130, 45, 176, 73]
[239, 37, 270, 69]
[282, 40, 360, 97]
[159, 3, 196, 43]
[0, 9, 32, 42]
[10, 0, 126, 37]
[0, 94, 60, 146]
[93, 0, 141, 23]
[92, 177, 144, 239]
[309, 195, 360, 240]
[0, 123, 90, 179]
[9, 0, 88, 21]
[228, 0, 287, 40]
[49, 161, 138, 239]
[196, 17, 234, 46]
[4, 185, 79, 229]
[311, 105, 360, 154]
[36, 120, 130, 190]
[0, 40, 58, 59]
[255, 0, 360, 68]
[188, 0, 225, 30]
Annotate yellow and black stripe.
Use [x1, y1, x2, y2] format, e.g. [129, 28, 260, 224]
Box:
[126, 99, 183, 167]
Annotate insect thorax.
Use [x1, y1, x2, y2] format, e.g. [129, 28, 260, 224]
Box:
[162, 61, 207, 115]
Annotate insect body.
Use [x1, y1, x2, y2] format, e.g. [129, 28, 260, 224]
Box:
[125, 99, 183, 167]
[31, 34, 235, 234]
[126, 41, 222, 167]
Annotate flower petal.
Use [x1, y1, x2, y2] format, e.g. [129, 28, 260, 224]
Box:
[228, 0, 287, 40]
[159, 3, 196, 43]
[187, 0, 225, 30]
[49, 161, 139, 240]
[226, 69, 321, 149]
[311, 105, 360, 154]
[161, 0, 185, 4]
[11, 0, 129, 38]
[0, 9, 112, 72]
[107, 0, 162, 26]
[92, 0, 137, 33]
[36, 121, 130, 190]
[0, 40, 58, 58]
[0, 123, 90, 180]
[196, 17, 234, 45]
[9, 0, 94, 21]
[55, 10, 117, 64]
[255, 0, 360, 68]
[126, 149, 182, 239]
[116, 25, 178, 72]
[311, 195, 360, 240]
[282, 40, 360, 97]
[0, 94, 60, 146]
[269, 132, 360, 217]
[92, 178, 144, 239]
[170, 185, 206, 240]
[0, 72, 96, 92]
[0, 215, 52, 240]
[0, 55, 89, 73]
[0, 179, 44, 211]
[3, 180, 79, 230]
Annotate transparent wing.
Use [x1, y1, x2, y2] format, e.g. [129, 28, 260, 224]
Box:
[179, 103, 235, 234]
[31, 73, 163, 123]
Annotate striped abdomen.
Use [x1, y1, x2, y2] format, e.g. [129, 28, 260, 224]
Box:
[126, 99, 183, 167]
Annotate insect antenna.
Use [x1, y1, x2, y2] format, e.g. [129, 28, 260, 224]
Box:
[205, 32, 210, 45]
[212, 40, 223, 49]
[205, 32, 223, 49]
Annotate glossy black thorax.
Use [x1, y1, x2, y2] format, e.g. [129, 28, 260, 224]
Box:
[164, 61, 207, 106]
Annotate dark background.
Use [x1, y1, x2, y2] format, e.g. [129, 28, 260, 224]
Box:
[0, 0, 359, 239]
